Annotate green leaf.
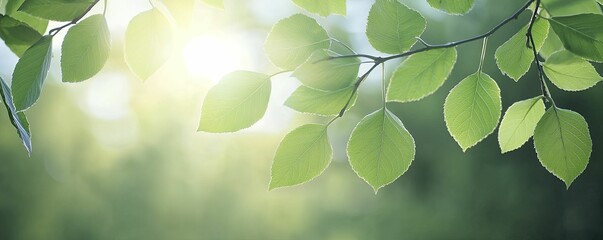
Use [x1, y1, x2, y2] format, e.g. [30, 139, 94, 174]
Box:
[540, 30, 564, 59]
[5, 0, 48, 34]
[542, 0, 601, 16]
[61, 14, 111, 83]
[534, 107, 592, 188]
[200, 0, 223, 8]
[543, 50, 602, 91]
[387, 47, 457, 103]
[125, 9, 173, 81]
[495, 18, 549, 81]
[292, 0, 346, 17]
[0, 15, 43, 57]
[549, 14, 603, 62]
[444, 72, 501, 151]
[366, 0, 425, 54]
[347, 108, 415, 193]
[0, 77, 32, 155]
[284, 85, 357, 116]
[270, 124, 332, 190]
[264, 14, 330, 70]
[498, 97, 545, 153]
[292, 50, 359, 91]
[426, 0, 475, 15]
[18, 0, 95, 22]
[199, 71, 271, 133]
[11, 35, 52, 111]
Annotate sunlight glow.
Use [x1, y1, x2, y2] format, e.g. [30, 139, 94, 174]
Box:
[183, 34, 250, 83]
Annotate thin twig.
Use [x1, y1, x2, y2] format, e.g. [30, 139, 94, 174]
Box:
[49, 0, 101, 35]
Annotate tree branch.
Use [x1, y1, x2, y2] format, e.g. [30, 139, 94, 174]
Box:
[49, 0, 101, 36]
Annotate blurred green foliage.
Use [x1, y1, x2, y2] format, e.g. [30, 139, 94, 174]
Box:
[0, 0, 602, 239]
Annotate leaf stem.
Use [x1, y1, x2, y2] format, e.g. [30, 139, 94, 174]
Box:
[526, 0, 555, 106]
[49, 0, 101, 36]
[478, 37, 488, 72]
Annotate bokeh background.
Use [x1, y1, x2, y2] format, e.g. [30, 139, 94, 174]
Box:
[1, 0, 602, 239]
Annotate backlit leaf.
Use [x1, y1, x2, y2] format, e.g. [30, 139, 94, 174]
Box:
[387, 47, 457, 102]
[200, 0, 223, 8]
[347, 108, 415, 193]
[11, 35, 52, 111]
[495, 18, 549, 81]
[61, 14, 111, 82]
[292, 50, 359, 91]
[543, 50, 601, 91]
[534, 107, 592, 188]
[199, 71, 271, 133]
[125, 9, 173, 80]
[264, 14, 330, 70]
[270, 124, 332, 190]
[549, 13, 603, 62]
[366, 0, 425, 54]
[292, 0, 346, 16]
[284, 85, 357, 116]
[426, 0, 475, 15]
[444, 72, 501, 151]
[498, 97, 545, 153]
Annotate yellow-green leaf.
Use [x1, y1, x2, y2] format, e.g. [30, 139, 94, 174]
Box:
[534, 107, 592, 188]
[270, 124, 332, 190]
[292, 0, 346, 17]
[198, 71, 271, 133]
[495, 18, 549, 81]
[498, 97, 545, 153]
[347, 108, 415, 193]
[292, 50, 359, 91]
[444, 72, 501, 151]
[543, 50, 602, 91]
[264, 14, 330, 70]
[125, 9, 173, 80]
[366, 0, 425, 54]
[426, 0, 475, 15]
[284, 85, 357, 116]
[387, 47, 457, 102]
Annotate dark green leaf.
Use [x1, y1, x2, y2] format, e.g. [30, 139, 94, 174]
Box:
[61, 14, 111, 82]
[125, 9, 173, 80]
[0, 77, 32, 155]
[549, 13, 603, 62]
[11, 35, 52, 111]
[18, 0, 95, 22]
[0, 15, 43, 56]
[542, 0, 601, 16]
